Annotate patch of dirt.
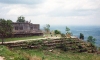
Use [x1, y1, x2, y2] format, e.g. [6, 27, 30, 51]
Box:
[0, 56, 4, 60]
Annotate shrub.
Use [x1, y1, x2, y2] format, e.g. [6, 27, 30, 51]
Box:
[57, 43, 68, 51]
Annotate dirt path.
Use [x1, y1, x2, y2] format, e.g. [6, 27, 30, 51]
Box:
[0, 37, 60, 44]
[0, 56, 4, 60]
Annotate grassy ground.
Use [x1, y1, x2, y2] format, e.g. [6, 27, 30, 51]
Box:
[0, 33, 60, 42]
[0, 45, 100, 60]
[0, 45, 27, 60]
[13, 48, 100, 60]
[25, 50, 100, 60]
[0, 36, 43, 42]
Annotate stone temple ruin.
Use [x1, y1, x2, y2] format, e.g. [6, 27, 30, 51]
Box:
[12, 22, 43, 37]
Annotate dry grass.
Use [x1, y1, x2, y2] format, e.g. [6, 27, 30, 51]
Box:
[23, 52, 42, 60]
[29, 56, 42, 60]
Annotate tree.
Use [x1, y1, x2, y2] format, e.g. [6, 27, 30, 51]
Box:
[66, 26, 72, 38]
[17, 16, 25, 22]
[44, 24, 50, 34]
[87, 36, 96, 45]
[54, 30, 61, 35]
[0, 19, 12, 44]
[66, 26, 70, 33]
[80, 33, 84, 40]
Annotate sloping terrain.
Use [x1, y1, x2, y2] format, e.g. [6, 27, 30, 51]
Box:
[6, 38, 97, 53]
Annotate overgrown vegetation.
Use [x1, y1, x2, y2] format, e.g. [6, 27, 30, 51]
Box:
[87, 36, 96, 45]
[5, 38, 97, 53]
[1, 45, 100, 60]
[17, 16, 25, 22]
[80, 33, 84, 40]
[54, 30, 61, 35]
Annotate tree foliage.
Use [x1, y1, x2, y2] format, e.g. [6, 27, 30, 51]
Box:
[66, 26, 70, 33]
[80, 33, 84, 40]
[0, 19, 12, 44]
[54, 30, 61, 35]
[65, 26, 73, 37]
[87, 36, 96, 45]
[44, 24, 50, 34]
[17, 16, 25, 22]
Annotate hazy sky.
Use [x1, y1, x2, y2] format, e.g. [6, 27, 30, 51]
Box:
[0, 0, 100, 26]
